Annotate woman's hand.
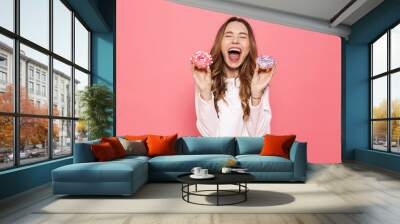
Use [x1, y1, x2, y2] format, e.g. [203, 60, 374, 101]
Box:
[191, 63, 213, 101]
[251, 64, 275, 98]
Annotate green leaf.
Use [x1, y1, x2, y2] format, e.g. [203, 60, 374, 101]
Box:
[79, 84, 114, 140]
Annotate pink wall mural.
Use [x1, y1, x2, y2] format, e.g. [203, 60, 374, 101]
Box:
[116, 0, 341, 163]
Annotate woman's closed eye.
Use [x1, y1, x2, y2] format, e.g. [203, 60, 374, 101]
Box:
[225, 35, 247, 39]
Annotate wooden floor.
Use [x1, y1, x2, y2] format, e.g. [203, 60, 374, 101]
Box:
[1, 162, 400, 224]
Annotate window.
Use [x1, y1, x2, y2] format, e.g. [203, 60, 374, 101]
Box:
[0, 53, 8, 90]
[370, 23, 400, 154]
[0, 54, 7, 89]
[0, 34, 13, 113]
[35, 70, 40, 81]
[20, 0, 49, 49]
[53, 0, 72, 60]
[28, 67, 34, 80]
[42, 85, 46, 97]
[391, 23, 400, 70]
[54, 89, 58, 104]
[0, 55, 7, 67]
[0, 116, 13, 170]
[20, 45, 49, 116]
[0, 71, 6, 85]
[0, 0, 91, 170]
[53, 119, 72, 158]
[0, 0, 14, 32]
[20, 117, 49, 165]
[74, 69, 89, 119]
[53, 59, 71, 117]
[75, 18, 89, 70]
[35, 84, 40, 95]
[28, 81, 34, 94]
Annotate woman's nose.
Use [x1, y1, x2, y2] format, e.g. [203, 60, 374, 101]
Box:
[232, 36, 239, 43]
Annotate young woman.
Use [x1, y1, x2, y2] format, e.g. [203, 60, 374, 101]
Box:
[191, 16, 275, 137]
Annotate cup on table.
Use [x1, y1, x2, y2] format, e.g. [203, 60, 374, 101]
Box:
[191, 167, 202, 176]
[221, 167, 232, 174]
[200, 169, 208, 176]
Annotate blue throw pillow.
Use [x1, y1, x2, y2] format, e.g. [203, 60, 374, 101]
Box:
[236, 137, 264, 155]
[179, 137, 236, 155]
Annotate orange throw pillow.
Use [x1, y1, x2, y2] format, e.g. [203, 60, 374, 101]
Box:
[146, 134, 178, 157]
[125, 135, 148, 141]
[260, 134, 296, 159]
[91, 142, 117, 161]
[101, 137, 127, 158]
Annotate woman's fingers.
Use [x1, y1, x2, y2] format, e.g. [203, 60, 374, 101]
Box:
[252, 64, 259, 83]
[191, 63, 195, 73]
[191, 63, 211, 92]
[253, 64, 259, 76]
[206, 66, 212, 79]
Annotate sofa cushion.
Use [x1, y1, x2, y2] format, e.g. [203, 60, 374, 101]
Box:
[236, 155, 293, 172]
[53, 158, 147, 183]
[236, 137, 264, 155]
[115, 155, 150, 163]
[177, 137, 236, 155]
[149, 154, 235, 172]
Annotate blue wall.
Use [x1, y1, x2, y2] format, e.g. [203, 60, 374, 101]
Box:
[0, 158, 72, 199]
[91, 32, 115, 135]
[92, 33, 114, 88]
[91, 0, 116, 135]
[0, 0, 115, 200]
[344, 0, 400, 171]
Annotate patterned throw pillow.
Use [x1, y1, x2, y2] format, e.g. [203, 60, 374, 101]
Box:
[119, 138, 147, 156]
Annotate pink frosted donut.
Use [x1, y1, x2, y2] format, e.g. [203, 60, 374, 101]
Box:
[256, 55, 276, 70]
[190, 50, 213, 69]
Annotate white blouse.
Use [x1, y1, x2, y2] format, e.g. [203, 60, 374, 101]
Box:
[195, 77, 271, 137]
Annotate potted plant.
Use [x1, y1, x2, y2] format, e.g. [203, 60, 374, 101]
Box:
[79, 84, 114, 140]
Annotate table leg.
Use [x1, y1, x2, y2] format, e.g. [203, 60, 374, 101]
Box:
[187, 184, 190, 202]
[195, 184, 197, 192]
[245, 183, 247, 201]
[217, 184, 219, 206]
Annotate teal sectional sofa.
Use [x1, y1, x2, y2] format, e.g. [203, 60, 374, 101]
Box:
[52, 137, 307, 196]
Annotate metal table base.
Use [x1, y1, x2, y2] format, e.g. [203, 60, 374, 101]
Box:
[181, 183, 249, 206]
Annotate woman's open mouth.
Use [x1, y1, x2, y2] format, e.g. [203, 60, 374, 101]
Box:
[227, 47, 242, 63]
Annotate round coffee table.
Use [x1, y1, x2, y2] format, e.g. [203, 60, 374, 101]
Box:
[177, 172, 255, 206]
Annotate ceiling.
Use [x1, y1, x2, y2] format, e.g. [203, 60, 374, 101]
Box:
[66, 0, 115, 32]
[169, 0, 384, 39]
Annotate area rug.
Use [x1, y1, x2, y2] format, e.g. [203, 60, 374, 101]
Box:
[37, 183, 362, 214]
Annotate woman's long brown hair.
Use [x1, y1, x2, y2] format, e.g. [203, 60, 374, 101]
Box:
[210, 16, 257, 121]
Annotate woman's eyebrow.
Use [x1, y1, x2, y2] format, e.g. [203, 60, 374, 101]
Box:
[225, 31, 248, 36]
